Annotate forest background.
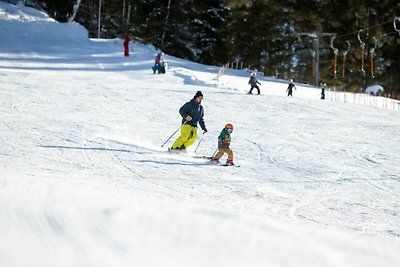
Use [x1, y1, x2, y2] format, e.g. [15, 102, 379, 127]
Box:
[11, 0, 400, 96]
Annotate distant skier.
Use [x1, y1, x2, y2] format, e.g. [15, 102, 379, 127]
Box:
[170, 91, 208, 151]
[123, 35, 132, 57]
[248, 72, 261, 95]
[211, 124, 235, 166]
[321, 83, 327, 99]
[286, 79, 297, 97]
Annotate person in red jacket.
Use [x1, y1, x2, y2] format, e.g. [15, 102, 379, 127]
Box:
[123, 35, 132, 56]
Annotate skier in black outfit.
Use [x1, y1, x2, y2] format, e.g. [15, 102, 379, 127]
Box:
[321, 83, 327, 99]
[286, 79, 297, 97]
[248, 73, 261, 95]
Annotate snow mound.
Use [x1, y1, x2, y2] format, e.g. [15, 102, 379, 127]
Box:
[0, 1, 89, 53]
[364, 84, 384, 95]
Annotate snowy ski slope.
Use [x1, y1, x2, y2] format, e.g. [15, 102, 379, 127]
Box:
[1, 2, 400, 267]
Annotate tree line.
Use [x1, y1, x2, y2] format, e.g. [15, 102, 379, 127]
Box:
[23, 0, 400, 96]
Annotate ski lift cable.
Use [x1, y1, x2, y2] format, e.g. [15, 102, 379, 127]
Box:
[375, 31, 398, 39]
[333, 18, 394, 40]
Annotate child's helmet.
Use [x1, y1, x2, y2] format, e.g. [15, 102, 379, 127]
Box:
[225, 123, 233, 129]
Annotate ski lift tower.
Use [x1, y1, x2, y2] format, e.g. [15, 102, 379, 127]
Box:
[98, 0, 102, 38]
[298, 23, 335, 86]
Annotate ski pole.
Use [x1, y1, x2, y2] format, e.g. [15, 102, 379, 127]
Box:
[210, 148, 218, 158]
[161, 122, 186, 147]
[161, 125, 181, 147]
[194, 133, 204, 153]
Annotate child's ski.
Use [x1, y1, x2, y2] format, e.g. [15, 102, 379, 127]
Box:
[208, 161, 240, 167]
[220, 163, 240, 167]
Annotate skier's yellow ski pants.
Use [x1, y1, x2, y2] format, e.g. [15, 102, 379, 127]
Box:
[171, 124, 198, 149]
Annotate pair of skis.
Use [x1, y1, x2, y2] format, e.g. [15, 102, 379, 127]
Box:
[168, 148, 239, 167]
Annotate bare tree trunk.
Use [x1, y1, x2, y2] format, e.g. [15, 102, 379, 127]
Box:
[161, 0, 172, 49]
[122, 0, 126, 19]
[69, 0, 82, 22]
[127, 3, 131, 25]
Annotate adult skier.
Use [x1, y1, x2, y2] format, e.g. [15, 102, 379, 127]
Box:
[170, 91, 208, 151]
[286, 79, 297, 97]
[211, 123, 235, 166]
[123, 35, 132, 57]
[248, 73, 261, 95]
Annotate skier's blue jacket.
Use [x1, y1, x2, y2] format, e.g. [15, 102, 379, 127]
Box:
[179, 99, 206, 131]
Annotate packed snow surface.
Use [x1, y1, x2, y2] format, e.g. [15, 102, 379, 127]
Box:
[1, 2, 399, 267]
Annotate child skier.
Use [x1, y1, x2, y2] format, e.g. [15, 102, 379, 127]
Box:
[211, 123, 235, 166]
